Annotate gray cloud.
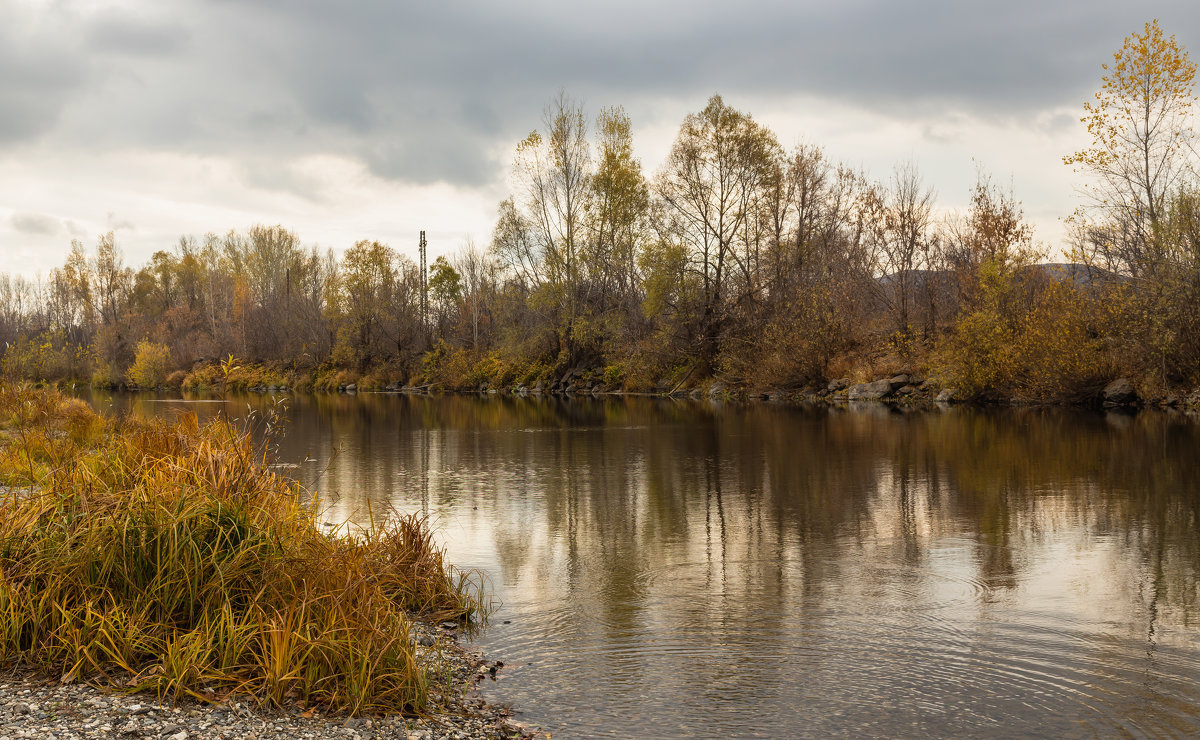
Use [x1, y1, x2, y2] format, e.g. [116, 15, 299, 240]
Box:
[0, 5, 89, 144]
[3, 0, 1199, 188]
[86, 10, 191, 56]
[10, 212, 64, 236]
[240, 158, 328, 202]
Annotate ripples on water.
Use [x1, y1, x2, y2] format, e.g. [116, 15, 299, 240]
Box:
[93, 392, 1200, 738]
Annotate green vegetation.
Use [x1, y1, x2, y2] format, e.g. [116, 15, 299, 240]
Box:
[1, 21, 1198, 402]
[0, 383, 484, 714]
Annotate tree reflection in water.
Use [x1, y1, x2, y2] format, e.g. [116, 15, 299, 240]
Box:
[95, 391, 1200, 738]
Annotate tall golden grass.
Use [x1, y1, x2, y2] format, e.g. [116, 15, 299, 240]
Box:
[0, 383, 485, 714]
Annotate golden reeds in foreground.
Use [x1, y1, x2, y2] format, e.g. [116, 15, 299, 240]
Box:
[0, 383, 485, 715]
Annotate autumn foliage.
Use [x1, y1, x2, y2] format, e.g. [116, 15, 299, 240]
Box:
[1, 21, 1198, 401]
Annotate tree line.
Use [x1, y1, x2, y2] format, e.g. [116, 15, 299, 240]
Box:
[2, 21, 1198, 400]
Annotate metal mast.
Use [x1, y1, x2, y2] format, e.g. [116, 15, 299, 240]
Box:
[419, 230, 428, 330]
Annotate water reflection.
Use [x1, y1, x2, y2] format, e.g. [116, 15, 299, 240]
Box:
[93, 391, 1200, 738]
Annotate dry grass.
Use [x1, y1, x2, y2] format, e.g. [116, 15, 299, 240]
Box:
[0, 383, 485, 715]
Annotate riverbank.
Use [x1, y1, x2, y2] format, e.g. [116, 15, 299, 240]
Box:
[168, 365, 1200, 413]
[0, 627, 530, 740]
[145, 356, 1198, 412]
[0, 384, 537, 739]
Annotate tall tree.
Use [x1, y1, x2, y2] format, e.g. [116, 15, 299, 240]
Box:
[63, 233, 133, 375]
[512, 92, 592, 359]
[452, 240, 495, 354]
[590, 106, 650, 316]
[428, 256, 463, 338]
[656, 94, 777, 370]
[325, 240, 399, 369]
[878, 161, 935, 335]
[1065, 19, 1197, 275]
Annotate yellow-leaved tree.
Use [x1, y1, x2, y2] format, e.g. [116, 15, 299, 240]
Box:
[1065, 20, 1200, 388]
[1064, 19, 1196, 275]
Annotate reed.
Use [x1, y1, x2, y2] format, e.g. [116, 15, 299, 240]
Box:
[0, 383, 485, 714]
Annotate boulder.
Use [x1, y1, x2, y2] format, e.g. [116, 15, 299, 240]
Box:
[345, 383, 357, 393]
[848, 379, 892, 401]
[1103, 378, 1138, 406]
[826, 378, 848, 393]
[935, 388, 958, 403]
[559, 366, 584, 386]
[708, 382, 725, 398]
[887, 375, 910, 391]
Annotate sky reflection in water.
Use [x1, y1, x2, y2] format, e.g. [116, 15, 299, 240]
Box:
[97, 392, 1200, 739]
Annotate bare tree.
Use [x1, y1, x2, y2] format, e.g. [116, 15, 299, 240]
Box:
[656, 94, 776, 369]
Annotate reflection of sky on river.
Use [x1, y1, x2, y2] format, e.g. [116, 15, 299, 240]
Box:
[90, 391, 1200, 738]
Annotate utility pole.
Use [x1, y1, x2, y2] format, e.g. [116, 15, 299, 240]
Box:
[418, 230, 428, 331]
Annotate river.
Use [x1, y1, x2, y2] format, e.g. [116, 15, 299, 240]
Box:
[88, 391, 1200, 738]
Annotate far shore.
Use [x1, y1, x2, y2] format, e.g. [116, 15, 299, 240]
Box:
[95, 366, 1200, 414]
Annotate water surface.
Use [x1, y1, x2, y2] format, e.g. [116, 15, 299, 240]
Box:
[94, 392, 1200, 738]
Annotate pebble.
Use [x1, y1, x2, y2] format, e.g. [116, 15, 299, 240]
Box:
[0, 622, 543, 739]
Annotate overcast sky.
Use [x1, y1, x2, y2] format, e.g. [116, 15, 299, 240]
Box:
[2, 0, 1198, 276]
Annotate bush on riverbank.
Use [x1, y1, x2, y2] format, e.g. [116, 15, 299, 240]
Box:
[0, 383, 484, 714]
[0, 332, 91, 384]
[936, 262, 1117, 402]
[126, 341, 173, 389]
[181, 361, 292, 392]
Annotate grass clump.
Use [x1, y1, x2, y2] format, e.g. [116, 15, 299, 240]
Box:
[0, 383, 485, 714]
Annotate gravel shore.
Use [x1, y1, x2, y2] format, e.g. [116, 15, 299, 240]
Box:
[0, 623, 538, 740]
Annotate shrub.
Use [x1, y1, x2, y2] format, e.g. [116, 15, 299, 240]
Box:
[938, 261, 1114, 401]
[0, 332, 90, 383]
[127, 341, 173, 388]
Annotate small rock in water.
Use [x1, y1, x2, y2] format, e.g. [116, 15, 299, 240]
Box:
[440, 621, 458, 630]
